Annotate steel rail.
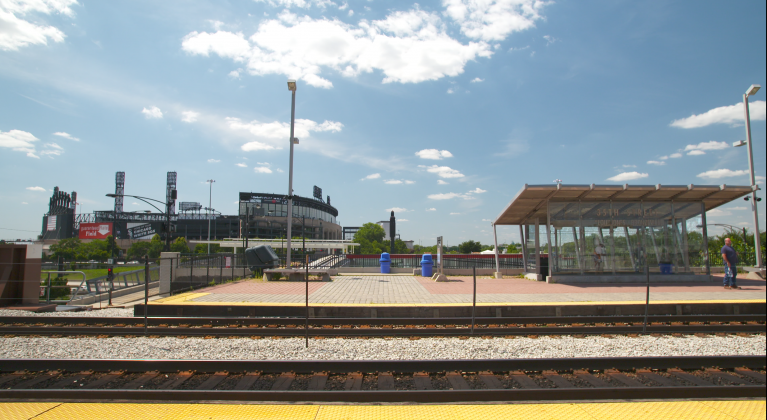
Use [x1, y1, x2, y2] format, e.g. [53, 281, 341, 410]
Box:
[0, 356, 763, 403]
[1, 314, 763, 327]
[0, 323, 763, 337]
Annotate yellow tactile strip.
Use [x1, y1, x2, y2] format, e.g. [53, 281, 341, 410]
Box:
[147, 298, 766, 307]
[1, 401, 764, 420]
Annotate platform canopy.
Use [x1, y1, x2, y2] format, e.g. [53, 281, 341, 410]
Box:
[494, 184, 755, 225]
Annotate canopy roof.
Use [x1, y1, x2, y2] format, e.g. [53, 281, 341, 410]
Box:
[494, 184, 755, 225]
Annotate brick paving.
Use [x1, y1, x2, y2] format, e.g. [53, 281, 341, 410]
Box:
[181, 274, 766, 305]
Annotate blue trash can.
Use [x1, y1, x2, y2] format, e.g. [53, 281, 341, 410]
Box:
[421, 254, 433, 277]
[659, 263, 673, 274]
[380, 252, 391, 274]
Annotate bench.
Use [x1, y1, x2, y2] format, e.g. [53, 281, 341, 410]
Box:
[263, 268, 338, 282]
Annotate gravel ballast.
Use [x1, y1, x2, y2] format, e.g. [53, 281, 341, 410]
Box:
[0, 335, 763, 361]
[0, 308, 134, 318]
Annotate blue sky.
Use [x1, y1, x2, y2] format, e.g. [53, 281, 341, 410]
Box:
[1, 0, 765, 245]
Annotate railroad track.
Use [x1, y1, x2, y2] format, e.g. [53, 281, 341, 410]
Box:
[0, 315, 764, 337]
[0, 356, 763, 402]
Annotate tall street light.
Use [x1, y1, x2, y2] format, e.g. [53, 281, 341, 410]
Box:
[734, 84, 763, 268]
[207, 179, 215, 254]
[286, 79, 297, 268]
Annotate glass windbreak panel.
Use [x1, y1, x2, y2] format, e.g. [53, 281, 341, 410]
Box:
[673, 202, 704, 273]
[549, 202, 580, 274]
[525, 224, 537, 272]
[580, 202, 611, 273]
[644, 202, 677, 273]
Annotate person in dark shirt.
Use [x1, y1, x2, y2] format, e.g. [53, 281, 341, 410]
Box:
[721, 238, 741, 290]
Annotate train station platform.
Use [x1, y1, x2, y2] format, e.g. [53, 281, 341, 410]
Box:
[2, 400, 764, 419]
[138, 273, 765, 317]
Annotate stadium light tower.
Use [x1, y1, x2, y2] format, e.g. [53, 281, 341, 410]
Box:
[733, 84, 762, 269]
[286, 79, 297, 268]
[207, 179, 215, 254]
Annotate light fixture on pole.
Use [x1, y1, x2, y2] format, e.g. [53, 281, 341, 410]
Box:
[735, 84, 763, 268]
[286, 79, 297, 268]
[207, 179, 215, 254]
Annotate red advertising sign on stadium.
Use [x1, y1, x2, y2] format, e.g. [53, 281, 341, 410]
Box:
[79, 222, 113, 239]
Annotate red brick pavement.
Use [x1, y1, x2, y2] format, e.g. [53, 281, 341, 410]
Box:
[415, 274, 766, 295]
[201, 281, 329, 295]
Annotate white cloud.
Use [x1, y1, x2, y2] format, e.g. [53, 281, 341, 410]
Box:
[419, 164, 465, 178]
[669, 153, 682, 158]
[361, 173, 381, 180]
[685, 141, 729, 152]
[228, 69, 242, 79]
[437, 180, 449, 185]
[469, 187, 486, 193]
[671, 101, 766, 128]
[254, 166, 273, 173]
[687, 150, 706, 156]
[696, 169, 749, 179]
[276, 168, 284, 173]
[622, 164, 636, 168]
[428, 192, 472, 200]
[757, 176, 765, 185]
[426, 208, 436, 211]
[0, 0, 76, 51]
[728, 206, 748, 211]
[348, 9, 354, 17]
[21, 202, 27, 204]
[398, 219, 409, 222]
[53, 132, 79, 141]
[443, 0, 548, 42]
[142, 106, 163, 119]
[607, 172, 649, 182]
[235, 163, 247, 167]
[543, 34, 557, 45]
[386, 207, 409, 213]
[228, 117, 342, 151]
[447, 88, 455, 94]
[181, 111, 200, 123]
[405, 180, 415, 184]
[647, 160, 665, 166]
[254, 0, 334, 8]
[26, 186, 46, 191]
[182, 8, 499, 88]
[415, 149, 453, 160]
[0, 129, 39, 158]
[449, 212, 461, 215]
[40, 142, 63, 157]
[481, 218, 491, 222]
[207, 158, 220, 163]
[707, 209, 732, 217]
[470, 77, 484, 83]
[384, 179, 403, 184]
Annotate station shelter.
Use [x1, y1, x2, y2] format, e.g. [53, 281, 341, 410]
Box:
[491, 184, 755, 283]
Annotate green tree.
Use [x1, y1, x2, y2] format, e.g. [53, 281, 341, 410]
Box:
[194, 243, 221, 254]
[506, 243, 520, 254]
[82, 239, 109, 261]
[50, 238, 83, 261]
[170, 237, 190, 253]
[127, 241, 152, 260]
[393, 238, 409, 254]
[458, 240, 482, 254]
[105, 235, 121, 258]
[353, 223, 386, 254]
[148, 234, 164, 258]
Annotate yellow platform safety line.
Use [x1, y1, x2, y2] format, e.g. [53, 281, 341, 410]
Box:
[147, 297, 766, 307]
[1, 401, 765, 420]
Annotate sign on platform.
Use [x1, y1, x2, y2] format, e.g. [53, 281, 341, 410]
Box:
[79, 222, 113, 239]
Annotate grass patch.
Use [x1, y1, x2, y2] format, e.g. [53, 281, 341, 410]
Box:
[41, 267, 139, 281]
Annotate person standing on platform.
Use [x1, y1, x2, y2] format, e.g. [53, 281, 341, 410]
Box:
[721, 238, 741, 290]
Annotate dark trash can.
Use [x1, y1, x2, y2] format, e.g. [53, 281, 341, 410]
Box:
[421, 254, 433, 277]
[659, 263, 673, 274]
[244, 245, 280, 276]
[380, 252, 391, 274]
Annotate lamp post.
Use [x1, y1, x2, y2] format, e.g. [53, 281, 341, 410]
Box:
[286, 79, 297, 268]
[734, 84, 763, 268]
[106, 193, 173, 251]
[700, 223, 749, 246]
[207, 179, 215, 254]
